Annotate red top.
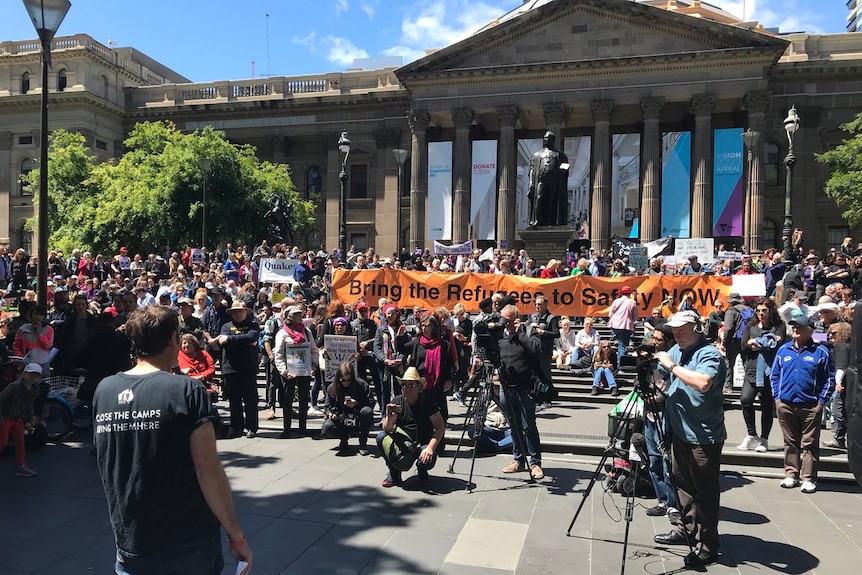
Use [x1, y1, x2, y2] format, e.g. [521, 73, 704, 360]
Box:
[177, 349, 215, 381]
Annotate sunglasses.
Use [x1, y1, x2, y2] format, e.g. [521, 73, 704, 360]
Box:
[401, 382, 420, 389]
[601, 346, 610, 349]
[756, 308, 769, 313]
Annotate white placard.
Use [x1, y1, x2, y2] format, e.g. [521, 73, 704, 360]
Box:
[674, 238, 715, 264]
[190, 248, 204, 266]
[628, 245, 649, 271]
[323, 335, 358, 384]
[732, 274, 767, 297]
[284, 343, 312, 377]
[717, 250, 744, 261]
[258, 258, 299, 284]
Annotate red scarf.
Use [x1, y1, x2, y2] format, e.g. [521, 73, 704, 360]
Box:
[283, 322, 307, 344]
[420, 334, 442, 390]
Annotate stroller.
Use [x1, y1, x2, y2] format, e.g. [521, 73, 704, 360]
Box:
[605, 392, 653, 497]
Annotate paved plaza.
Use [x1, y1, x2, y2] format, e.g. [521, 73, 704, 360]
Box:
[1, 398, 861, 575]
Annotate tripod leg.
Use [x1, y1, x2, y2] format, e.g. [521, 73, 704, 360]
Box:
[447, 384, 479, 474]
[466, 385, 492, 492]
[619, 460, 640, 575]
[566, 450, 613, 536]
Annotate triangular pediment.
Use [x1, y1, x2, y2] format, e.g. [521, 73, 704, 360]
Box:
[397, 0, 787, 78]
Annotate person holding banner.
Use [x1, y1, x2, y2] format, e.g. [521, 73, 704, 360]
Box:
[274, 305, 320, 438]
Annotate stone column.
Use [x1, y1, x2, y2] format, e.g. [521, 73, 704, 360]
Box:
[408, 110, 430, 251]
[745, 91, 770, 254]
[497, 107, 519, 244]
[690, 94, 716, 239]
[590, 100, 614, 253]
[544, 103, 568, 225]
[639, 98, 664, 243]
[451, 108, 473, 243]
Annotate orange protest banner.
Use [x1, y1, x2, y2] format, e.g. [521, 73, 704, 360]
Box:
[331, 269, 735, 317]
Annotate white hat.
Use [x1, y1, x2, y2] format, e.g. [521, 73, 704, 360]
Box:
[24, 363, 42, 375]
[666, 310, 701, 328]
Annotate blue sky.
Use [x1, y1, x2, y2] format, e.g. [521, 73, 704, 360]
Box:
[0, 0, 848, 83]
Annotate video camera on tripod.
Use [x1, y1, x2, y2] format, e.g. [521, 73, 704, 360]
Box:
[472, 313, 504, 368]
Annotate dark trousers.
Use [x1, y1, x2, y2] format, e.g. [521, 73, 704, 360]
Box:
[281, 375, 311, 432]
[356, 356, 381, 407]
[832, 388, 847, 442]
[500, 385, 541, 467]
[776, 400, 823, 482]
[723, 341, 741, 387]
[223, 371, 259, 434]
[321, 406, 373, 446]
[375, 431, 438, 478]
[740, 378, 775, 439]
[671, 436, 723, 555]
[115, 533, 222, 575]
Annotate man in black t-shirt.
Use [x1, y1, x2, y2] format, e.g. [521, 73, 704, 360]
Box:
[93, 306, 252, 575]
[376, 367, 445, 488]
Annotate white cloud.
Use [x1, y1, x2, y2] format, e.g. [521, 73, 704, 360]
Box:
[292, 31, 317, 52]
[326, 36, 370, 65]
[707, 0, 826, 33]
[382, 44, 427, 63]
[335, 0, 349, 16]
[361, 3, 375, 18]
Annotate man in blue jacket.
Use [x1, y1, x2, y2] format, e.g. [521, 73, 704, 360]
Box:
[770, 315, 834, 494]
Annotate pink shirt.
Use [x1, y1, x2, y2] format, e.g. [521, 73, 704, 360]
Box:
[608, 296, 638, 331]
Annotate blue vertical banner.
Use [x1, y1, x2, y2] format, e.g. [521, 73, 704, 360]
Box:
[712, 128, 744, 237]
[427, 142, 453, 241]
[660, 131, 691, 238]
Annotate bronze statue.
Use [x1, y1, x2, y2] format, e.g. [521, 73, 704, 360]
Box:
[265, 193, 294, 245]
[528, 131, 569, 228]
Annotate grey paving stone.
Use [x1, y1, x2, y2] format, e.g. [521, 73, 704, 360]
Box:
[245, 517, 331, 572]
[438, 564, 514, 575]
[279, 543, 377, 575]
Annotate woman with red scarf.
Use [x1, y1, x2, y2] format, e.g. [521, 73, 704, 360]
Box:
[407, 314, 454, 420]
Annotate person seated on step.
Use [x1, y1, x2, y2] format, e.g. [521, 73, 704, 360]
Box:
[573, 316, 600, 361]
[321, 361, 374, 455]
[591, 339, 619, 397]
[552, 316, 577, 369]
[376, 367, 445, 488]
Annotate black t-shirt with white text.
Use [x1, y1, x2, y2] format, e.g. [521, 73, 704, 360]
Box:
[93, 371, 220, 555]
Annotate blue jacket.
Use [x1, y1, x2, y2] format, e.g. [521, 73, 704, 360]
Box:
[770, 339, 834, 404]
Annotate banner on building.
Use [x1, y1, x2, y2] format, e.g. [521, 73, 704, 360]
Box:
[470, 140, 498, 240]
[433, 240, 473, 256]
[661, 131, 692, 238]
[713, 128, 744, 237]
[331, 269, 734, 318]
[259, 258, 299, 283]
[427, 141, 453, 241]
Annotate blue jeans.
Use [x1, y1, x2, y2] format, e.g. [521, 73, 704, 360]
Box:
[644, 415, 678, 508]
[611, 328, 632, 358]
[500, 385, 541, 467]
[593, 368, 617, 389]
[115, 533, 222, 575]
[375, 430, 437, 476]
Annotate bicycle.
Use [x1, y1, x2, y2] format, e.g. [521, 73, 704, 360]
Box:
[40, 374, 92, 441]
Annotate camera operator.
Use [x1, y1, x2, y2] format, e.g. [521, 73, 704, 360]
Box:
[527, 294, 560, 408]
[498, 304, 545, 481]
[652, 310, 727, 568]
[640, 325, 680, 523]
[454, 297, 495, 406]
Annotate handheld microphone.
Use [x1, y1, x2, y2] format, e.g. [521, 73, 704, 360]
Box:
[630, 432, 649, 463]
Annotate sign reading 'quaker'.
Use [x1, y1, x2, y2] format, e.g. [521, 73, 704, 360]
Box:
[331, 269, 735, 318]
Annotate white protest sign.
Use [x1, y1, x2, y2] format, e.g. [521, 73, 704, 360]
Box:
[628, 245, 649, 271]
[732, 273, 767, 297]
[259, 258, 299, 284]
[717, 250, 744, 261]
[190, 248, 204, 267]
[323, 335, 358, 384]
[674, 238, 715, 265]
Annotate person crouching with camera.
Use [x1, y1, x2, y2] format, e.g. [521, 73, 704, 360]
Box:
[321, 362, 374, 456]
[652, 310, 727, 568]
[376, 367, 445, 488]
[498, 304, 545, 481]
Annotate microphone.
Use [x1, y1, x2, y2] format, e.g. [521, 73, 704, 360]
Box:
[630, 432, 649, 463]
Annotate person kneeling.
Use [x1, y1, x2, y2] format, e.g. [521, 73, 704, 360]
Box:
[376, 367, 445, 487]
[321, 362, 374, 455]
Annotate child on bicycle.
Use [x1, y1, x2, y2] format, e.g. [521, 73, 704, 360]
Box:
[0, 362, 42, 477]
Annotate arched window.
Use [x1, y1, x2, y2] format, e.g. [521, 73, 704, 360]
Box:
[763, 219, 778, 251]
[763, 141, 781, 186]
[19, 158, 35, 196]
[17, 222, 32, 255]
[58, 69, 67, 92]
[306, 166, 322, 200]
[101, 75, 109, 99]
[21, 72, 30, 95]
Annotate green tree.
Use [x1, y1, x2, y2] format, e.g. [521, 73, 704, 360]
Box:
[817, 112, 862, 225]
[25, 122, 314, 256]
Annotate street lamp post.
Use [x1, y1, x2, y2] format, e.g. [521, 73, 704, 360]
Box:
[337, 132, 351, 265]
[198, 158, 212, 250]
[741, 129, 760, 253]
[392, 148, 408, 255]
[782, 106, 800, 263]
[23, 0, 71, 309]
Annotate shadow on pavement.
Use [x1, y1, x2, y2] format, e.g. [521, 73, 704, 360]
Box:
[720, 533, 819, 573]
[719, 505, 769, 525]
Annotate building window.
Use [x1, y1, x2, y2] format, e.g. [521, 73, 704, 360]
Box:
[57, 69, 67, 92]
[21, 72, 30, 95]
[306, 165, 322, 200]
[18, 136, 33, 146]
[19, 159, 35, 196]
[762, 218, 778, 251]
[101, 75, 109, 99]
[349, 164, 368, 199]
[17, 223, 32, 255]
[350, 233, 368, 251]
[763, 141, 780, 186]
[95, 140, 108, 151]
[828, 226, 850, 251]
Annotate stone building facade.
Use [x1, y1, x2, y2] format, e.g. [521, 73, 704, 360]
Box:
[1, 0, 861, 258]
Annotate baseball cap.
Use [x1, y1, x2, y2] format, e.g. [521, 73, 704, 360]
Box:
[666, 310, 700, 328]
[356, 301, 369, 311]
[789, 315, 815, 328]
[24, 363, 42, 375]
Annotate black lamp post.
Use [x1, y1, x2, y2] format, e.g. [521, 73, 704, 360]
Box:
[740, 129, 760, 252]
[23, 0, 71, 309]
[338, 132, 350, 264]
[782, 106, 800, 263]
[198, 157, 212, 250]
[392, 148, 408, 255]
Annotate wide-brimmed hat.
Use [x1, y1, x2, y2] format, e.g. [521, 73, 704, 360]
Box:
[177, 297, 194, 306]
[396, 366, 424, 385]
[818, 302, 839, 312]
[228, 301, 249, 312]
[619, 286, 633, 295]
[286, 305, 304, 316]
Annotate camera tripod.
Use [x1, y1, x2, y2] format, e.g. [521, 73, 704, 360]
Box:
[564, 374, 695, 575]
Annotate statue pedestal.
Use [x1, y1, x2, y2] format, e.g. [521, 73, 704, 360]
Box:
[519, 227, 575, 267]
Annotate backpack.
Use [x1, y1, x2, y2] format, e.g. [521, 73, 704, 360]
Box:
[380, 425, 420, 471]
[733, 306, 755, 340]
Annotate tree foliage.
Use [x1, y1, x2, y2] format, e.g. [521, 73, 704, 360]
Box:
[817, 113, 862, 226]
[24, 122, 314, 256]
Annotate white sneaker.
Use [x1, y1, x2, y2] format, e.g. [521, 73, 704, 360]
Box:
[737, 435, 760, 451]
[307, 407, 323, 417]
[754, 438, 768, 452]
[780, 477, 799, 489]
[800, 481, 817, 493]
